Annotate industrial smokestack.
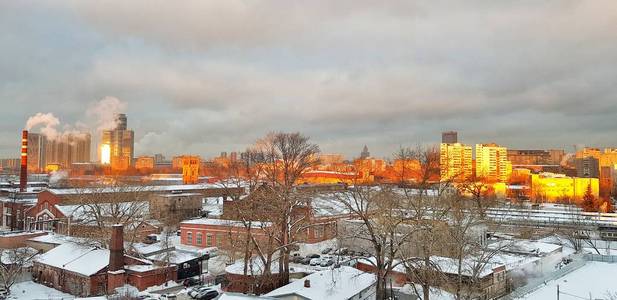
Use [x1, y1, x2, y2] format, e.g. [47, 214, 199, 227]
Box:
[109, 224, 124, 272]
[107, 224, 127, 293]
[20, 130, 28, 192]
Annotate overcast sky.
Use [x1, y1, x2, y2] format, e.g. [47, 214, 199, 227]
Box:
[1, 1, 616, 159]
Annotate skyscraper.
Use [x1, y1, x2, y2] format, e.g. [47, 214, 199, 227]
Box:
[100, 113, 135, 169]
[26, 132, 46, 172]
[45, 133, 91, 169]
[442, 131, 458, 144]
[440, 143, 473, 182]
[476, 143, 512, 182]
[360, 145, 370, 159]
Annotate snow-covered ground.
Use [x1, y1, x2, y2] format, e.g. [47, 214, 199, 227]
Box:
[520, 262, 617, 299]
[7, 281, 72, 300]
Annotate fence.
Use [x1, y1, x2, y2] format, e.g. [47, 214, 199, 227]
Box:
[502, 254, 587, 299]
[584, 254, 617, 263]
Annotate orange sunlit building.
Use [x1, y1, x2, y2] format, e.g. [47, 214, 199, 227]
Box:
[135, 156, 155, 171]
[476, 143, 512, 183]
[181, 155, 201, 184]
[440, 143, 473, 182]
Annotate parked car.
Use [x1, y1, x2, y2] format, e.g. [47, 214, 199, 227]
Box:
[309, 258, 321, 266]
[319, 258, 334, 267]
[291, 256, 304, 263]
[195, 290, 219, 300]
[189, 287, 213, 298]
[321, 247, 332, 254]
[334, 248, 348, 255]
[160, 294, 177, 300]
[301, 257, 312, 265]
[183, 277, 202, 287]
[307, 254, 320, 259]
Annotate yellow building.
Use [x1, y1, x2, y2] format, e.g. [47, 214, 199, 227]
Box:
[530, 172, 599, 202]
[181, 155, 201, 184]
[476, 143, 511, 183]
[440, 143, 473, 182]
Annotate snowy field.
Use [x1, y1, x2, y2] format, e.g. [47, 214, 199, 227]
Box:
[7, 281, 72, 300]
[521, 262, 617, 299]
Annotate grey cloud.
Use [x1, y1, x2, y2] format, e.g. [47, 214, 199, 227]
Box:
[1, 1, 617, 158]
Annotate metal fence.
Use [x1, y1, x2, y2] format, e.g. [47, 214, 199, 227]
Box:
[502, 255, 587, 299]
[584, 254, 617, 263]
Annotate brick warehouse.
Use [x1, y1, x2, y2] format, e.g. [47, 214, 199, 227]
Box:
[32, 225, 176, 297]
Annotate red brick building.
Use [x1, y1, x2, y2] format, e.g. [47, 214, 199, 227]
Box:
[32, 225, 176, 297]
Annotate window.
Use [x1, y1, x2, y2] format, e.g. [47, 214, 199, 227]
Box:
[43, 202, 48, 210]
[196, 233, 203, 245]
[187, 232, 193, 244]
[206, 234, 212, 247]
[216, 234, 223, 248]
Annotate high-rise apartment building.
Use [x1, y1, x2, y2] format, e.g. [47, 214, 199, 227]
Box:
[45, 133, 91, 169]
[441, 131, 458, 144]
[476, 143, 511, 182]
[26, 132, 46, 172]
[440, 143, 473, 181]
[100, 114, 134, 169]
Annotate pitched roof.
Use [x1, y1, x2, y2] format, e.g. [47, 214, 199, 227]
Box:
[35, 243, 110, 276]
[265, 266, 376, 300]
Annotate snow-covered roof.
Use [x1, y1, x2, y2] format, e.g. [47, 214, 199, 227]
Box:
[265, 266, 376, 300]
[219, 293, 276, 300]
[46, 183, 224, 195]
[202, 196, 224, 217]
[35, 243, 110, 276]
[310, 193, 352, 218]
[181, 218, 271, 228]
[149, 249, 202, 264]
[54, 202, 149, 220]
[124, 264, 164, 272]
[360, 255, 499, 278]
[27, 233, 94, 246]
[488, 239, 562, 257]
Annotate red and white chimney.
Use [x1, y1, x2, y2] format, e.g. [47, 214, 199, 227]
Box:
[19, 130, 28, 192]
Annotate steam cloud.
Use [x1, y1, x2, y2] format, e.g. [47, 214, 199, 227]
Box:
[86, 96, 128, 131]
[25, 97, 128, 140]
[25, 112, 61, 140]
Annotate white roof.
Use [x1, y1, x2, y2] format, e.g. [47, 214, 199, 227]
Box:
[46, 183, 223, 195]
[181, 218, 271, 228]
[35, 243, 110, 276]
[55, 202, 149, 221]
[265, 266, 376, 300]
[488, 239, 562, 256]
[360, 256, 498, 278]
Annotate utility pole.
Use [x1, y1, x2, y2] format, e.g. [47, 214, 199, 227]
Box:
[557, 284, 559, 300]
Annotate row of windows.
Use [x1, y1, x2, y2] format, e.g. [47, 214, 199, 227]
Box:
[186, 231, 223, 248]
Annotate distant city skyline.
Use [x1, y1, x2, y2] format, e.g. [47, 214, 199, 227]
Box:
[1, 1, 617, 159]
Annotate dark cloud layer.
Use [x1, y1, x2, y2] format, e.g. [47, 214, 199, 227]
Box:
[1, 1, 616, 159]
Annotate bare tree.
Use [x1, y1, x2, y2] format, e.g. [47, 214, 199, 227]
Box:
[250, 132, 320, 286]
[70, 183, 151, 248]
[0, 247, 38, 293]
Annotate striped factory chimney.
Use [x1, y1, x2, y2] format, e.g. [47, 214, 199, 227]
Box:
[20, 130, 28, 192]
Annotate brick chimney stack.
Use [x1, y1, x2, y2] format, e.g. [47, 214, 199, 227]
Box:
[107, 224, 126, 293]
[19, 130, 28, 193]
[109, 224, 124, 271]
[304, 279, 311, 288]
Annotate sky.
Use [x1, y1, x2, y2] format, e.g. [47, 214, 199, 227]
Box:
[1, 1, 617, 160]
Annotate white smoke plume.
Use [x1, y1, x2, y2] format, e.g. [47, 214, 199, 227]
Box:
[49, 170, 69, 186]
[86, 96, 128, 131]
[25, 112, 61, 140]
[25, 97, 128, 141]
